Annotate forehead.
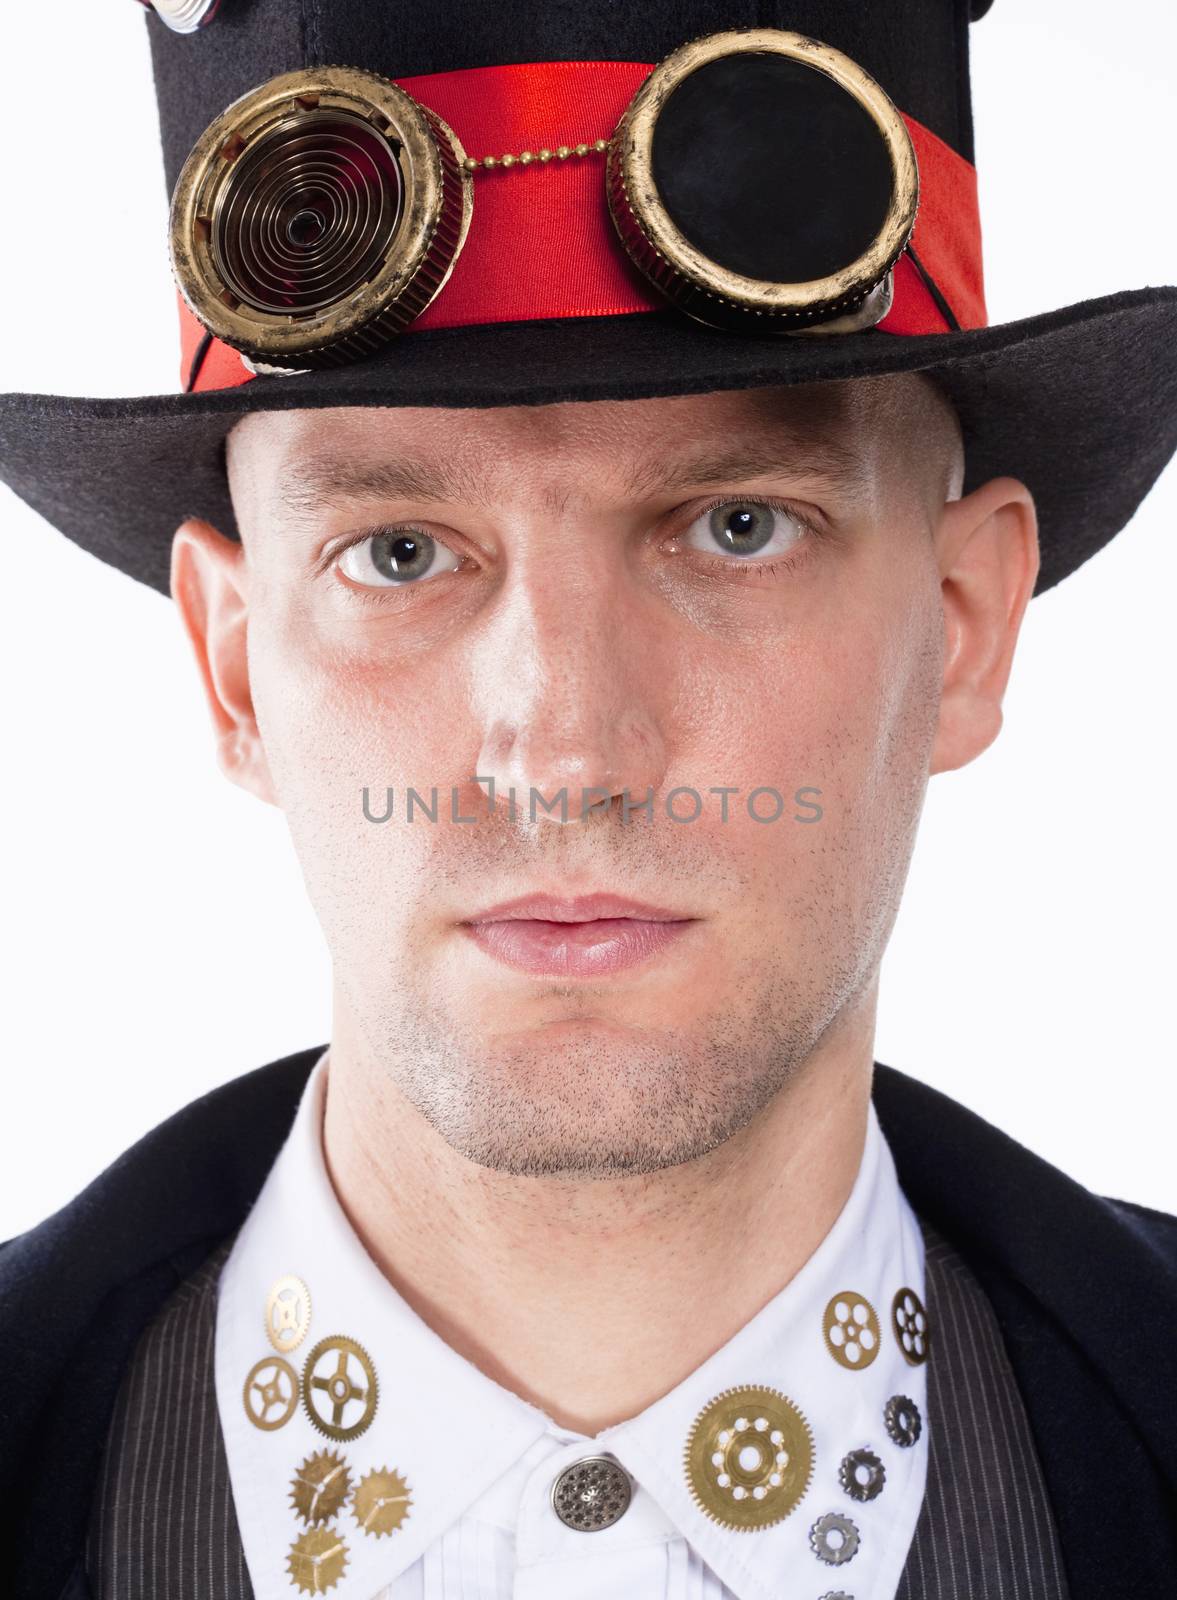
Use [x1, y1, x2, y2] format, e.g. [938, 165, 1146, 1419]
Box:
[228, 377, 903, 520]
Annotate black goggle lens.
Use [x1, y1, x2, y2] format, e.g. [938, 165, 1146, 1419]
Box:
[651, 51, 896, 285]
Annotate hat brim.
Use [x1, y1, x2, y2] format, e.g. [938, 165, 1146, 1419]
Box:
[1, 285, 1174, 598]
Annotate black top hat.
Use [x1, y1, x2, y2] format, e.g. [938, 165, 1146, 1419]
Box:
[1, 0, 1174, 598]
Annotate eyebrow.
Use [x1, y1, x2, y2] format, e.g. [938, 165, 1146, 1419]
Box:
[276, 434, 867, 520]
[624, 438, 868, 501]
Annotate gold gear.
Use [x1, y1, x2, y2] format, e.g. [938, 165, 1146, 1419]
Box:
[290, 1448, 352, 1525]
[302, 1335, 379, 1442]
[242, 1355, 299, 1431]
[892, 1286, 930, 1365]
[822, 1290, 881, 1370]
[287, 1526, 348, 1593]
[266, 1274, 312, 1354]
[352, 1466, 413, 1537]
[684, 1384, 814, 1530]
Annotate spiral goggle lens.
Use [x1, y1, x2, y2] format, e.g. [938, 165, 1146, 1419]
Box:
[212, 110, 407, 316]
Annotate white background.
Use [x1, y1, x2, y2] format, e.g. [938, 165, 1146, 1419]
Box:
[1, 0, 1173, 1239]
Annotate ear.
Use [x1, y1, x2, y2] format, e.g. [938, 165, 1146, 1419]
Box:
[930, 476, 1040, 775]
[170, 517, 278, 805]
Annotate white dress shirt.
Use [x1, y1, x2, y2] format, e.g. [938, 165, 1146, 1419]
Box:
[215, 1049, 930, 1600]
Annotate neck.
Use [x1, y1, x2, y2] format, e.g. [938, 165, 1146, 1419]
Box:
[322, 993, 876, 1435]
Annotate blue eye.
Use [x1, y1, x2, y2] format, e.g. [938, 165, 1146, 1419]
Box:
[337, 528, 462, 587]
[683, 499, 809, 563]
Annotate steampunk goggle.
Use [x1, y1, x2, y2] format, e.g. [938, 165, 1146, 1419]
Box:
[169, 29, 920, 372]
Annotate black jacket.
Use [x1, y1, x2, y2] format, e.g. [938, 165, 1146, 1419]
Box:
[2, 1046, 1174, 1599]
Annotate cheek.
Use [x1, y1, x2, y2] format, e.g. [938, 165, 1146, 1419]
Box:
[249, 603, 468, 791]
[245, 608, 472, 923]
[803, 577, 944, 930]
[690, 571, 941, 791]
[785, 513, 945, 800]
[702, 559, 943, 927]
[811, 608, 941, 804]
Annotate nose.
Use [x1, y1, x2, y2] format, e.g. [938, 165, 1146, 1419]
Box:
[470, 559, 669, 827]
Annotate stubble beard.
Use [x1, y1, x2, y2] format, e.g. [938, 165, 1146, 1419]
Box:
[345, 923, 869, 1179]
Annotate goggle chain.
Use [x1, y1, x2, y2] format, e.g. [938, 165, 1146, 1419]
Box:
[461, 137, 609, 172]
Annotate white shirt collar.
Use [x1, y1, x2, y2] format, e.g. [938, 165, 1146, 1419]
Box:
[215, 1049, 929, 1600]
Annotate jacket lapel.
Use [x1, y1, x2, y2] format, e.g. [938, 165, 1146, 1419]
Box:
[874, 1063, 1177, 1595]
[0, 1046, 318, 1600]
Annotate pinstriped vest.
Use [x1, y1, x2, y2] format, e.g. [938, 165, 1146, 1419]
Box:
[84, 1214, 1071, 1598]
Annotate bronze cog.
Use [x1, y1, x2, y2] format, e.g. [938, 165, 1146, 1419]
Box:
[290, 1447, 352, 1525]
[301, 1334, 379, 1442]
[287, 1525, 348, 1593]
[266, 1274, 312, 1354]
[242, 1355, 299, 1431]
[684, 1383, 814, 1530]
[352, 1466, 413, 1537]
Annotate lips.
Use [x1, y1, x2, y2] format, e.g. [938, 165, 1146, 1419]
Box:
[463, 891, 691, 924]
[459, 891, 699, 977]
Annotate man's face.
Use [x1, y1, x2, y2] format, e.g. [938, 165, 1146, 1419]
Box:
[220, 376, 967, 1175]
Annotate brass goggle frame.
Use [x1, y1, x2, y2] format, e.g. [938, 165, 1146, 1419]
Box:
[170, 68, 473, 369]
[170, 29, 919, 370]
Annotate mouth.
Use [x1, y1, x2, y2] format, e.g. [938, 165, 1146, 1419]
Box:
[459, 892, 700, 978]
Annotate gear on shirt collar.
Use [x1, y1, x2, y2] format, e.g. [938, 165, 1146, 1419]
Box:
[290, 1447, 351, 1525]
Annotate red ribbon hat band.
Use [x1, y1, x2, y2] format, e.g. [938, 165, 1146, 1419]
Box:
[177, 57, 987, 396]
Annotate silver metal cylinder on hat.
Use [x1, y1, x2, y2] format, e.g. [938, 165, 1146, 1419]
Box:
[149, 0, 224, 33]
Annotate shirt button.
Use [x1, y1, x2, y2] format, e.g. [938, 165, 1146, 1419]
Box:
[550, 1455, 632, 1531]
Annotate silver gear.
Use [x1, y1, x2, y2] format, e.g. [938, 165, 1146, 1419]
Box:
[839, 1446, 886, 1502]
[809, 1510, 860, 1566]
[883, 1393, 922, 1448]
